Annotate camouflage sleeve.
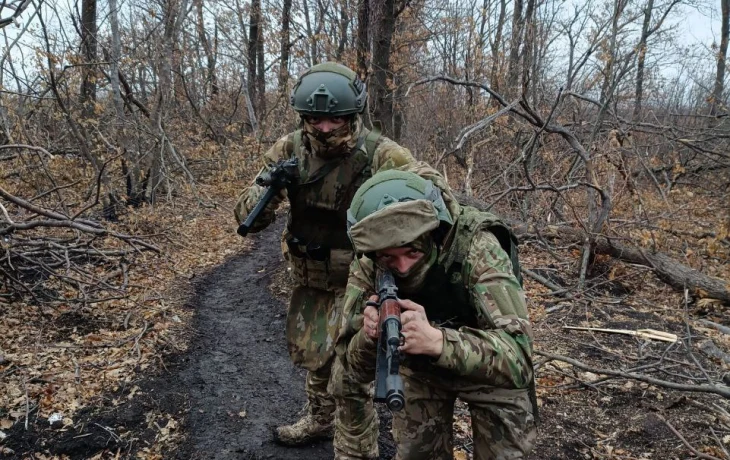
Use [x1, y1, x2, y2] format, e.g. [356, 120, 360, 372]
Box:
[232, 135, 293, 229]
[336, 257, 378, 383]
[433, 230, 534, 389]
[371, 137, 416, 172]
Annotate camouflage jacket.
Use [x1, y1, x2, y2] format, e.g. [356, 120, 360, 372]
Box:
[339, 212, 534, 389]
[234, 127, 415, 233]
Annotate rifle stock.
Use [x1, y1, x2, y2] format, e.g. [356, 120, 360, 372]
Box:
[370, 270, 405, 411]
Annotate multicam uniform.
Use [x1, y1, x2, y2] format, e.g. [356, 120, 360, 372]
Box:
[339, 205, 538, 460]
[235, 124, 429, 456]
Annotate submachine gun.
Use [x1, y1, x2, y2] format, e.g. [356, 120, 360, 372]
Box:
[237, 158, 299, 237]
[366, 270, 405, 411]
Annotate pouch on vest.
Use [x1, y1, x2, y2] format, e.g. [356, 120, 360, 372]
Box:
[285, 236, 353, 290]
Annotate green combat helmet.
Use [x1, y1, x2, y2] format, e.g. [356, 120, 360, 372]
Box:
[347, 170, 453, 255]
[290, 62, 367, 117]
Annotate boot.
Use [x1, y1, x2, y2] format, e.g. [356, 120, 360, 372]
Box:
[274, 414, 334, 446]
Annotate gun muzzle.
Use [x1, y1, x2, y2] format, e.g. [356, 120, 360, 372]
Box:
[237, 222, 252, 237]
[386, 375, 405, 411]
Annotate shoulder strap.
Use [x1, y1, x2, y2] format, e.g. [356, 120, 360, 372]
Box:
[445, 207, 522, 286]
[292, 129, 303, 157]
[362, 122, 382, 177]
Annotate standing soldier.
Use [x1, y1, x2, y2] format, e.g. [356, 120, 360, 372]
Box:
[340, 170, 538, 459]
[234, 62, 450, 459]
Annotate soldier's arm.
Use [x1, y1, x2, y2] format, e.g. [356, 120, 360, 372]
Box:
[336, 257, 378, 383]
[371, 137, 416, 172]
[432, 230, 533, 389]
[232, 135, 293, 229]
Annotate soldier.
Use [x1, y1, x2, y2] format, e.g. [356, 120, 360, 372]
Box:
[339, 170, 538, 460]
[234, 62, 450, 458]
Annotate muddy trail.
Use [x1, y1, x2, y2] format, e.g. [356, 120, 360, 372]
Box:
[170, 219, 336, 459]
[5, 220, 336, 459]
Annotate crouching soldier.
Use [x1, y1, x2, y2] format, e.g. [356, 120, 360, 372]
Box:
[336, 170, 538, 459]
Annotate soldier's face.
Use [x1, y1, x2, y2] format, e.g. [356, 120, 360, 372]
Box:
[375, 247, 425, 275]
[304, 115, 347, 133]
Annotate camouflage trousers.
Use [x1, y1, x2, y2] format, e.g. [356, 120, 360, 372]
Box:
[286, 284, 375, 455]
[286, 285, 340, 422]
[330, 355, 380, 459]
[305, 356, 336, 423]
[392, 370, 536, 460]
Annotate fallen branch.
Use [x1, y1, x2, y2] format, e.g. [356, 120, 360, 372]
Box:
[536, 350, 730, 398]
[699, 340, 730, 365]
[455, 190, 729, 303]
[699, 319, 730, 336]
[655, 413, 724, 460]
[536, 226, 730, 303]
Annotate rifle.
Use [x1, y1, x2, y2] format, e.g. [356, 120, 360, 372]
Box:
[366, 270, 405, 411]
[237, 158, 299, 237]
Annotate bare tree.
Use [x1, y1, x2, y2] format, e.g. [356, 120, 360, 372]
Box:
[356, 0, 370, 79]
[195, 0, 218, 99]
[79, 0, 98, 118]
[370, 0, 409, 139]
[248, 0, 262, 116]
[506, 0, 525, 98]
[279, 0, 293, 93]
[633, 0, 681, 120]
[711, 0, 730, 115]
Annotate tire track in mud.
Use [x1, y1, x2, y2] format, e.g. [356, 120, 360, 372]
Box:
[175, 220, 333, 459]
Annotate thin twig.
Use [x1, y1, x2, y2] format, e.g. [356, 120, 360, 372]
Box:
[536, 351, 730, 398]
[655, 414, 723, 460]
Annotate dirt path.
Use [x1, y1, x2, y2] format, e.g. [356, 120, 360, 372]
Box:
[174, 220, 334, 459]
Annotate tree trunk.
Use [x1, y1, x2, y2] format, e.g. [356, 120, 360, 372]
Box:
[506, 0, 524, 99]
[279, 0, 292, 93]
[147, 0, 187, 204]
[247, 0, 261, 116]
[712, 0, 730, 115]
[80, 0, 97, 119]
[336, 3, 348, 60]
[356, 0, 370, 79]
[633, 0, 654, 120]
[490, 0, 506, 105]
[109, 0, 143, 205]
[195, 0, 217, 99]
[521, 0, 536, 99]
[256, 11, 266, 118]
[370, 0, 396, 138]
[302, 0, 318, 66]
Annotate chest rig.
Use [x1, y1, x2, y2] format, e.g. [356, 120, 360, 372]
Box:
[286, 127, 381, 253]
[284, 127, 380, 290]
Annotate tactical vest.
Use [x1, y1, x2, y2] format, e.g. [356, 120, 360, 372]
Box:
[402, 205, 522, 331]
[285, 126, 381, 289]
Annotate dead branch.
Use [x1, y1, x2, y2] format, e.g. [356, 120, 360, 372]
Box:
[536, 226, 730, 303]
[655, 414, 724, 460]
[699, 340, 730, 366]
[537, 350, 730, 398]
[435, 100, 520, 167]
[699, 319, 730, 336]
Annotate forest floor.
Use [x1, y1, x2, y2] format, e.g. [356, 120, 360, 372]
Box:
[2, 192, 729, 459]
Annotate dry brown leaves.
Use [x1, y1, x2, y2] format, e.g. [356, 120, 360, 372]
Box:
[0, 148, 253, 457]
